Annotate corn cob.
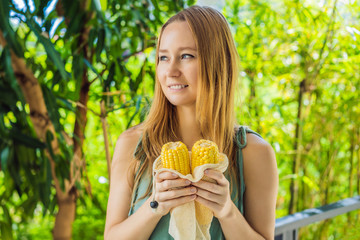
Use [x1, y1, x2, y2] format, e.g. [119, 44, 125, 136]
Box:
[191, 139, 220, 225]
[161, 141, 191, 175]
[191, 139, 220, 173]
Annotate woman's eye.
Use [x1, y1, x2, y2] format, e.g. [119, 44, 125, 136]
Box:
[159, 56, 168, 61]
[181, 54, 194, 59]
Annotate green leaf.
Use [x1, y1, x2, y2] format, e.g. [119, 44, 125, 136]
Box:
[90, 0, 105, 22]
[55, 162, 67, 192]
[0, 85, 18, 107]
[84, 58, 103, 83]
[51, 71, 62, 89]
[65, 12, 86, 39]
[36, 0, 52, 18]
[45, 130, 56, 161]
[5, 147, 21, 196]
[150, 0, 161, 20]
[0, 145, 10, 171]
[100, 0, 107, 10]
[72, 54, 85, 80]
[126, 96, 142, 128]
[9, 128, 46, 149]
[0, 217, 13, 240]
[61, 0, 85, 38]
[93, 0, 100, 11]
[302, 175, 320, 191]
[21, 197, 38, 217]
[96, 28, 105, 61]
[0, 0, 24, 57]
[1, 201, 13, 224]
[33, 0, 41, 15]
[0, 0, 10, 21]
[44, 11, 58, 33]
[41, 84, 62, 132]
[129, 60, 146, 93]
[56, 97, 75, 111]
[47, 194, 57, 215]
[40, 156, 52, 212]
[1, 47, 25, 104]
[104, 63, 115, 109]
[0, 113, 7, 136]
[26, 19, 69, 80]
[88, 28, 97, 50]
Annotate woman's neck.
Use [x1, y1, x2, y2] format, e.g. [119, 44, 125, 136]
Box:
[176, 105, 202, 149]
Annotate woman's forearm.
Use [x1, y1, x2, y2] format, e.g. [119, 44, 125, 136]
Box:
[218, 202, 266, 240]
[105, 197, 162, 240]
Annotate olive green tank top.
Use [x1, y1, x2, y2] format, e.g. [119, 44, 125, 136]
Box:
[128, 126, 262, 239]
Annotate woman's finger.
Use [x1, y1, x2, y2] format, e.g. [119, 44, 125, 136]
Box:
[160, 194, 197, 210]
[203, 169, 229, 186]
[156, 171, 179, 182]
[158, 178, 191, 191]
[156, 186, 197, 201]
[194, 195, 219, 211]
[191, 180, 223, 194]
[195, 187, 223, 204]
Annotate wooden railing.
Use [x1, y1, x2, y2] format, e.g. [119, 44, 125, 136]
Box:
[274, 196, 360, 240]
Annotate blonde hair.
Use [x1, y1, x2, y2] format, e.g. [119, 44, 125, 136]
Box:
[132, 5, 240, 199]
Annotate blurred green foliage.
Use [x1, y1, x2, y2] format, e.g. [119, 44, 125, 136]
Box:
[0, 0, 359, 239]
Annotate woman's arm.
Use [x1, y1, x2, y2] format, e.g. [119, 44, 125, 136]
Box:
[192, 134, 278, 239]
[241, 134, 278, 239]
[104, 128, 196, 240]
[104, 128, 161, 240]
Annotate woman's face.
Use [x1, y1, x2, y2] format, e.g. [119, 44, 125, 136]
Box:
[157, 21, 198, 107]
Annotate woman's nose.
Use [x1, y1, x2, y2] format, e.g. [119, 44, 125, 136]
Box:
[166, 60, 181, 77]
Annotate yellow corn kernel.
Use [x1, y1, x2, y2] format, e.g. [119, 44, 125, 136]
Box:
[161, 141, 190, 175]
[191, 139, 220, 225]
[191, 139, 220, 172]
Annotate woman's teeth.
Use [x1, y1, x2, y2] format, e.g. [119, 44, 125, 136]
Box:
[169, 85, 188, 89]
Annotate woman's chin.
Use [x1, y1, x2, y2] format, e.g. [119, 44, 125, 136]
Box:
[167, 99, 196, 108]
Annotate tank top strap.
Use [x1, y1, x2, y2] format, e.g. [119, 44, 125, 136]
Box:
[235, 126, 263, 149]
[234, 126, 263, 214]
[129, 135, 147, 215]
[244, 127, 263, 140]
[133, 134, 146, 162]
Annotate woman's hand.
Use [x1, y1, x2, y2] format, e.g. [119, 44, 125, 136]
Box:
[192, 169, 234, 220]
[153, 171, 197, 216]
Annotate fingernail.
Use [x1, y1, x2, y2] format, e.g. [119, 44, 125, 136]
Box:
[186, 180, 191, 185]
[204, 170, 209, 174]
[191, 187, 196, 193]
[172, 173, 177, 177]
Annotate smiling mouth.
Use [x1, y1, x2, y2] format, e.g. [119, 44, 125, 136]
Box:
[168, 84, 189, 90]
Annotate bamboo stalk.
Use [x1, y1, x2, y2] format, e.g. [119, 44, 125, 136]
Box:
[288, 0, 338, 215]
[288, 79, 305, 214]
[348, 126, 355, 194]
[357, 127, 360, 221]
[246, 68, 260, 133]
[101, 100, 112, 182]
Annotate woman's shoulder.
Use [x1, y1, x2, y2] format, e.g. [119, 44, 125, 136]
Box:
[243, 132, 275, 161]
[112, 124, 144, 165]
[242, 132, 277, 178]
[117, 123, 143, 144]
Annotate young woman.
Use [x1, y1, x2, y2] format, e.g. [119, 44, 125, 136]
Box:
[104, 5, 278, 240]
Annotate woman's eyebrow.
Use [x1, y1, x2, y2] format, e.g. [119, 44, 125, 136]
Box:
[159, 46, 197, 52]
